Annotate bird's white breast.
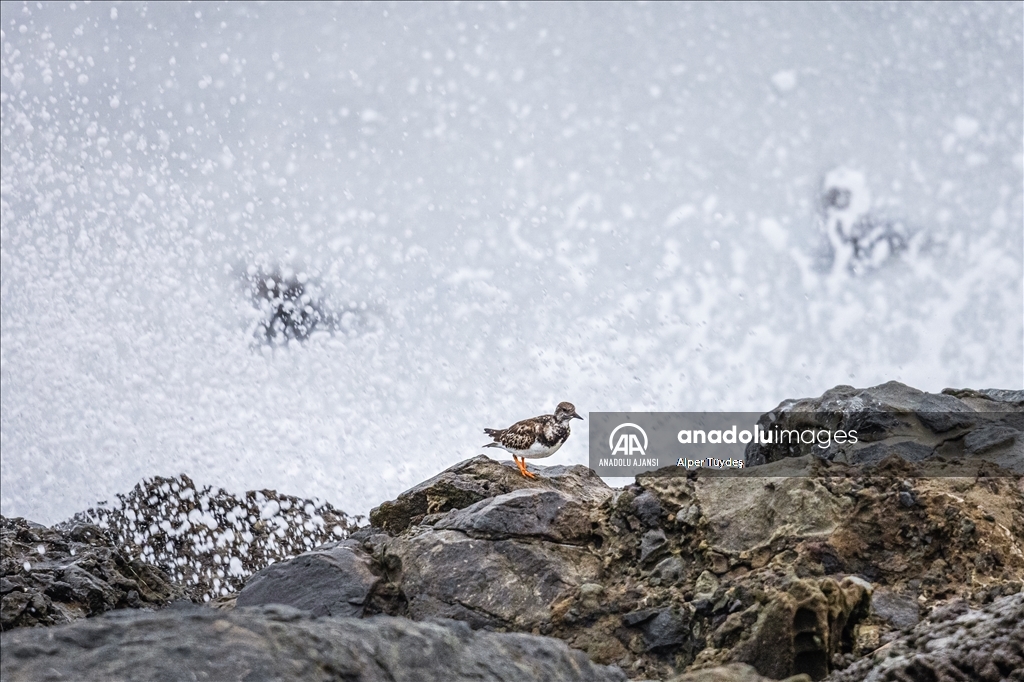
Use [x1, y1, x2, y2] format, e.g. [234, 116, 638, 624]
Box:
[519, 439, 564, 459]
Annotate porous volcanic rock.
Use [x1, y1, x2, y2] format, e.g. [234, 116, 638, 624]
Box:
[0, 604, 628, 682]
[0, 516, 178, 630]
[826, 591, 1024, 682]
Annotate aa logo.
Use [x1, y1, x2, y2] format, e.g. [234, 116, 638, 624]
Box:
[609, 423, 648, 456]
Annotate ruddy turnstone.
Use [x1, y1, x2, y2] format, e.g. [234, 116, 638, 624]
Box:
[483, 402, 583, 479]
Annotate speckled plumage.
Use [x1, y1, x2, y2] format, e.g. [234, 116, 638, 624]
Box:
[483, 402, 583, 478]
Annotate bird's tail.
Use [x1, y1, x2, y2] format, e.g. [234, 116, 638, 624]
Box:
[482, 428, 504, 448]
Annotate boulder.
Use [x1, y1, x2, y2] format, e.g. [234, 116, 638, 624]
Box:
[236, 541, 379, 617]
[369, 455, 611, 533]
[0, 604, 628, 682]
[868, 589, 919, 631]
[385, 529, 603, 630]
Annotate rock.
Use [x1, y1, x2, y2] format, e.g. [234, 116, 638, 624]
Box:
[668, 662, 811, 682]
[965, 424, 1019, 454]
[694, 570, 720, 600]
[640, 606, 691, 651]
[942, 387, 1024, 406]
[640, 529, 668, 564]
[73, 473, 358, 602]
[650, 556, 684, 585]
[827, 592, 1024, 682]
[869, 589, 918, 630]
[0, 605, 628, 682]
[0, 516, 178, 629]
[631, 491, 664, 528]
[236, 541, 379, 617]
[369, 455, 611, 534]
[642, 458, 853, 555]
[743, 382, 1024, 473]
[731, 576, 870, 681]
[434, 488, 592, 543]
[9, 382, 1023, 682]
[385, 529, 602, 630]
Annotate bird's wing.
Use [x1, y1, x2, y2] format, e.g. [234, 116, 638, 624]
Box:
[500, 419, 542, 450]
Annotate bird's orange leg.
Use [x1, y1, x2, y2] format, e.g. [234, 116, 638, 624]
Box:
[515, 456, 537, 479]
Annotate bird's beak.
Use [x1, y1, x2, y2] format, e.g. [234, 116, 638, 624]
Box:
[573, 412, 583, 420]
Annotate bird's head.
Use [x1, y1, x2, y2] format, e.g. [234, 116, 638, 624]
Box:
[554, 401, 583, 423]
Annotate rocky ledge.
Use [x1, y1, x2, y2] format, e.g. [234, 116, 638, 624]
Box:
[1, 382, 1022, 682]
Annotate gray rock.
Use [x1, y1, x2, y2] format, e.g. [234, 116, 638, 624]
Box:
[942, 387, 1024, 406]
[370, 455, 611, 534]
[236, 541, 379, 617]
[827, 592, 1024, 682]
[869, 589, 919, 630]
[434, 488, 591, 543]
[908, 392, 977, 432]
[640, 528, 668, 564]
[0, 516, 178, 630]
[650, 556, 685, 585]
[743, 381, 1024, 474]
[642, 606, 691, 650]
[0, 605, 628, 682]
[389, 529, 601, 630]
[631, 491, 664, 528]
[964, 425, 1019, 454]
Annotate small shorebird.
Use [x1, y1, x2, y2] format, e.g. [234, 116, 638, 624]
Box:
[483, 402, 583, 479]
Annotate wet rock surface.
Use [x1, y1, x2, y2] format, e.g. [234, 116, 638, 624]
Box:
[0, 516, 179, 631]
[2, 383, 1022, 682]
[0, 604, 627, 682]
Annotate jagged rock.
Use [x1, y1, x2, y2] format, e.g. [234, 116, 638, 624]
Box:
[637, 454, 1024, 601]
[631, 491, 664, 528]
[0, 516, 178, 630]
[826, 592, 1024, 682]
[235, 541, 379, 617]
[651, 556, 685, 586]
[75, 473, 358, 602]
[0, 605, 628, 682]
[640, 529, 668, 564]
[744, 381, 1024, 473]
[369, 455, 610, 533]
